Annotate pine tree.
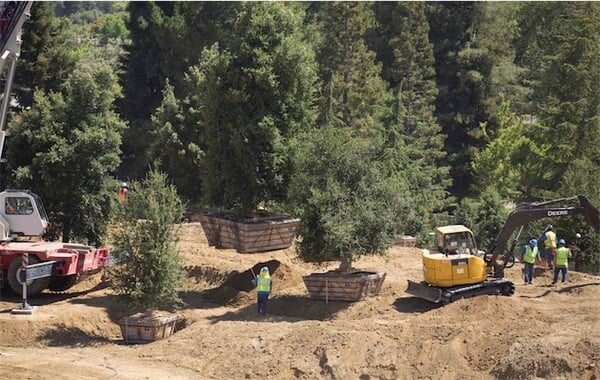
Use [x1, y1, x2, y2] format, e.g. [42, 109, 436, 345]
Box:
[516, 2, 600, 196]
[15, 2, 76, 109]
[370, 2, 450, 231]
[426, 2, 514, 199]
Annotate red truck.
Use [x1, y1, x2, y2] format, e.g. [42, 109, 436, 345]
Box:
[0, 190, 111, 296]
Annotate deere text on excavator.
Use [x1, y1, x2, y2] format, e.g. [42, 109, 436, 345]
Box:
[407, 195, 600, 304]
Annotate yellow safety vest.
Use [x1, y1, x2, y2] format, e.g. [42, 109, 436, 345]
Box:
[257, 275, 271, 293]
[555, 247, 569, 267]
[523, 245, 538, 264]
[545, 231, 556, 248]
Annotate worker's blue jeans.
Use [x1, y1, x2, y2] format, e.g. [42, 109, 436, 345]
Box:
[545, 248, 555, 269]
[257, 293, 269, 315]
[553, 266, 568, 283]
[523, 262, 534, 283]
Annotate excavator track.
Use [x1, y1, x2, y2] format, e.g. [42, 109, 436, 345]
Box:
[440, 279, 515, 304]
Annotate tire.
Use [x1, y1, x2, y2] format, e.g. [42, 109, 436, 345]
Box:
[47, 274, 78, 292]
[7, 255, 51, 296]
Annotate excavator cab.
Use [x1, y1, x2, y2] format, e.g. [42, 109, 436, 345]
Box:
[0, 189, 48, 240]
[435, 225, 479, 256]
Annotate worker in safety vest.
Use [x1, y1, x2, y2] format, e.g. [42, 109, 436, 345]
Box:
[552, 239, 571, 284]
[117, 182, 129, 203]
[521, 238, 540, 285]
[252, 266, 272, 315]
[538, 224, 556, 270]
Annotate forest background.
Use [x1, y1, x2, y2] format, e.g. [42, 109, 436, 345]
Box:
[3, 2, 599, 269]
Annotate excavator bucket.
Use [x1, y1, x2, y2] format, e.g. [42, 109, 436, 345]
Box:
[406, 280, 442, 303]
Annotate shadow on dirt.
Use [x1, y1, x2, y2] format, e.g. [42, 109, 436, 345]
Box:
[393, 297, 440, 313]
[518, 282, 600, 299]
[206, 294, 352, 323]
[39, 325, 114, 347]
[0, 280, 111, 309]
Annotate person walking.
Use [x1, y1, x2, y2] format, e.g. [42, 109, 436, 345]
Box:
[117, 182, 129, 203]
[539, 225, 556, 269]
[552, 239, 571, 284]
[252, 266, 272, 315]
[521, 238, 540, 284]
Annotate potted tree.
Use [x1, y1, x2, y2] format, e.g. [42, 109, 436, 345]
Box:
[289, 126, 407, 301]
[185, 3, 315, 253]
[109, 169, 186, 343]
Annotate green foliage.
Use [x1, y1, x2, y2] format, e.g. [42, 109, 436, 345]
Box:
[118, 2, 240, 179]
[5, 56, 126, 245]
[184, 3, 317, 212]
[370, 2, 450, 230]
[289, 126, 407, 267]
[291, 3, 410, 267]
[148, 81, 203, 200]
[16, 2, 78, 109]
[515, 2, 600, 197]
[109, 169, 185, 311]
[472, 97, 546, 199]
[426, 2, 519, 199]
[454, 187, 509, 251]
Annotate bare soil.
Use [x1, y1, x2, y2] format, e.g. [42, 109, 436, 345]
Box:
[0, 223, 598, 380]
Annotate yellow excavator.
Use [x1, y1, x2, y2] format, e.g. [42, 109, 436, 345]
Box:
[407, 195, 600, 304]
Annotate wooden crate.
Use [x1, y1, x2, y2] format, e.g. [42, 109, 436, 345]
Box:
[395, 235, 417, 247]
[119, 314, 177, 344]
[199, 213, 300, 253]
[303, 271, 386, 302]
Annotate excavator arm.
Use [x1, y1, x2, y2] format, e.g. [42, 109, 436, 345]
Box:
[485, 195, 600, 277]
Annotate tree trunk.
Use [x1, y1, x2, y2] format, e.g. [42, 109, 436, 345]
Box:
[338, 256, 353, 273]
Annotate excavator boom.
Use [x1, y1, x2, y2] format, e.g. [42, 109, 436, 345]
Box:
[486, 195, 600, 277]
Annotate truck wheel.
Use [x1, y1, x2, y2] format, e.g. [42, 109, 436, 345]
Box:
[48, 274, 78, 292]
[7, 255, 51, 296]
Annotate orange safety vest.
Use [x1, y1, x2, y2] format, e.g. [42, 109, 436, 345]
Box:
[117, 187, 128, 203]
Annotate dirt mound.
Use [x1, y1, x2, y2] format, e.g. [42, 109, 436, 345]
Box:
[203, 259, 305, 307]
[0, 222, 598, 380]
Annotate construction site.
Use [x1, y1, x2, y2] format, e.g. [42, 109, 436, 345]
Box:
[0, 222, 598, 380]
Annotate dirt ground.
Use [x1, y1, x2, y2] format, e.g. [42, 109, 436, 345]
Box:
[0, 222, 598, 380]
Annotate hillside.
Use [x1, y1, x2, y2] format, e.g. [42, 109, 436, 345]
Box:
[0, 223, 598, 380]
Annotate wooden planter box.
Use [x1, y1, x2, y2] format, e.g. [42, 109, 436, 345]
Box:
[199, 212, 300, 253]
[303, 271, 386, 302]
[119, 313, 177, 344]
[395, 235, 417, 247]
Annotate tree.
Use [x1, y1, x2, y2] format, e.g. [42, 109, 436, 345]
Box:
[454, 187, 509, 252]
[118, 2, 240, 180]
[515, 2, 600, 197]
[291, 3, 409, 270]
[109, 168, 185, 311]
[370, 2, 450, 233]
[472, 97, 545, 199]
[5, 56, 126, 245]
[180, 2, 316, 211]
[289, 126, 407, 271]
[148, 81, 203, 200]
[426, 2, 518, 200]
[15, 2, 77, 109]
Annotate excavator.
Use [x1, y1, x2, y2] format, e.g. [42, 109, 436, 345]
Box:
[406, 195, 600, 304]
